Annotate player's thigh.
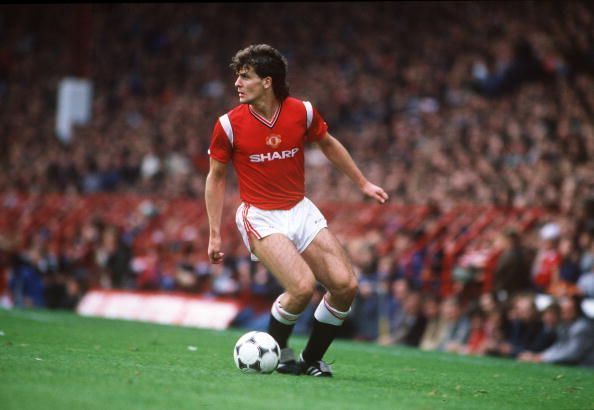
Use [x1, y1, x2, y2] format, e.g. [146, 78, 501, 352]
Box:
[249, 233, 316, 295]
[301, 228, 356, 292]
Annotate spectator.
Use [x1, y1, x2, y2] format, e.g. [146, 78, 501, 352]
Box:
[558, 236, 582, 285]
[577, 270, 594, 298]
[9, 252, 45, 307]
[381, 278, 410, 337]
[531, 223, 562, 293]
[379, 290, 427, 347]
[9, 231, 58, 308]
[483, 305, 508, 358]
[174, 243, 202, 293]
[498, 294, 543, 358]
[578, 232, 594, 276]
[419, 295, 443, 351]
[478, 291, 499, 316]
[99, 225, 132, 289]
[249, 262, 283, 299]
[492, 229, 534, 297]
[461, 307, 488, 356]
[526, 302, 559, 354]
[352, 272, 381, 341]
[436, 296, 471, 353]
[518, 295, 594, 367]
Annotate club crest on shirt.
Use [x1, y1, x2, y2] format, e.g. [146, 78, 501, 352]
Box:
[266, 134, 282, 149]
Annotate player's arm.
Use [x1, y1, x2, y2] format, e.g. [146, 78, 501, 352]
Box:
[205, 157, 227, 263]
[315, 132, 389, 204]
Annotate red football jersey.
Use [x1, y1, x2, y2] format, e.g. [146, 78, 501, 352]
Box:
[208, 97, 328, 210]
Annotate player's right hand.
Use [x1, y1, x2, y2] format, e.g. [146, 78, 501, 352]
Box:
[208, 237, 225, 264]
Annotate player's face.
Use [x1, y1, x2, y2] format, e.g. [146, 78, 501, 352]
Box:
[234, 66, 269, 104]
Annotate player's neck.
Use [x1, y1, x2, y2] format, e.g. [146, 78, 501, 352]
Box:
[250, 94, 280, 121]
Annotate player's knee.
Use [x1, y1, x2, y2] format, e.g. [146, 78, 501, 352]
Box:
[288, 281, 315, 307]
[345, 277, 359, 303]
[332, 276, 358, 304]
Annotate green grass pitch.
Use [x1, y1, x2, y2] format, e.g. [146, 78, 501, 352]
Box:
[1, 308, 592, 410]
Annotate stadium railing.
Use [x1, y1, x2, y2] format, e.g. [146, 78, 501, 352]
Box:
[0, 193, 553, 297]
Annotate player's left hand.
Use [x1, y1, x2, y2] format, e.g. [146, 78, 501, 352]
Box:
[361, 181, 389, 204]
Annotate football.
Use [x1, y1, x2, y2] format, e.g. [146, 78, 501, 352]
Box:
[233, 331, 280, 374]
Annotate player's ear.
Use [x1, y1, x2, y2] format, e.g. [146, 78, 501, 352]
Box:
[263, 76, 272, 89]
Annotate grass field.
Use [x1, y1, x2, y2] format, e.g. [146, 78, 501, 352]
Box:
[0, 308, 592, 410]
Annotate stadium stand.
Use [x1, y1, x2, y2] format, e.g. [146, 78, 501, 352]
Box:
[1, 2, 593, 365]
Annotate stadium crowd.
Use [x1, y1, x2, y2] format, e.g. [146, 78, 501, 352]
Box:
[1, 2, 594, 366]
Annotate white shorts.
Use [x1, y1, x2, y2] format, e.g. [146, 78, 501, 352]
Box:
[235, 197, 328, 261]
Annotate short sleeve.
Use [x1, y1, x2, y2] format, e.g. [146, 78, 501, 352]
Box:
[306, 105, 328, 143]
[208, 119, 232, 163]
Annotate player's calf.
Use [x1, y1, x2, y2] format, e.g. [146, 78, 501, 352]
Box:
[298, 295, 351, 375]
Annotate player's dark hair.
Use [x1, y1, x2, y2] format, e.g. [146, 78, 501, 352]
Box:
[231, 44, 290, 101]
